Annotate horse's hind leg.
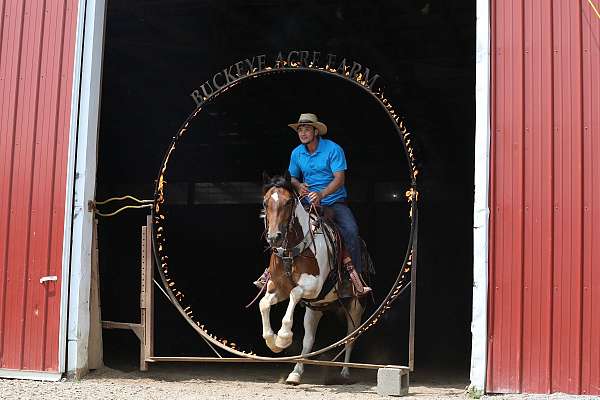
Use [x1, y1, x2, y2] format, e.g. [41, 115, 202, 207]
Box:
[259, 291, 282, 353]
[286, 308, 323, 385]
[340, 299, 365, 380]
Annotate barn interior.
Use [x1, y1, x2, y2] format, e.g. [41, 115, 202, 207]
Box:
[95, 0, 475, 385]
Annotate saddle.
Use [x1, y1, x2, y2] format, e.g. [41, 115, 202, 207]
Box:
[302, 206, 372, 308]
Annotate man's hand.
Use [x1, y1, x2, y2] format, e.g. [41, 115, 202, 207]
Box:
[291, 177, 310, 197]
[307, 191, 322, 206]
[298, 183, 309, 197]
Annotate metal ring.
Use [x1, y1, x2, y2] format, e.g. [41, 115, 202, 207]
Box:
[152, 63, 419, 361]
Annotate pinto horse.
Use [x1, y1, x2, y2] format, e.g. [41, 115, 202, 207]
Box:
[259, 172, 368, 385]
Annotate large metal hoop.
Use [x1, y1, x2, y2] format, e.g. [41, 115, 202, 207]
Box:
[152, 60, 419, 361]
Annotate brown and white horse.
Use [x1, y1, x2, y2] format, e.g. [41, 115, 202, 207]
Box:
[259, 172, 366, 385]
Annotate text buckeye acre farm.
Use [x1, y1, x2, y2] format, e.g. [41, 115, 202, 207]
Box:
[189, 50, 381, 108]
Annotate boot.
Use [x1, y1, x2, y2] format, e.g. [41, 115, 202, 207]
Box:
[253, 268, 270, 289]
[343, 257, 372, 296]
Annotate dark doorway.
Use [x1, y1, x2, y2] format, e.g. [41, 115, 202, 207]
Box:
[96, 0, 475, 380]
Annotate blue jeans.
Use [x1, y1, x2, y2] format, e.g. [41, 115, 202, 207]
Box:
[322, 202, 363, 273]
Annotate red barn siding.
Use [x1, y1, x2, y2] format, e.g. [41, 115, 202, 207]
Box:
[489, 0, 600, 394]
[0, 0, 78, 373]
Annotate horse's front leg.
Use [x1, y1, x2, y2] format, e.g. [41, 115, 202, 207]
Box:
[275, 274, 319, 350]
[259, 290, 282, 353]
[274, 286, 303, 349]
[286, 307, 323, 385]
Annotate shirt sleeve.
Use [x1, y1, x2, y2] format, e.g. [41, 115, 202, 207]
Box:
[288, 149, 302, 179]
[329, 144, 347, 173]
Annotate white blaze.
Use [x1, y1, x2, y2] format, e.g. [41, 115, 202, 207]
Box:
[271, 191, 279, 203]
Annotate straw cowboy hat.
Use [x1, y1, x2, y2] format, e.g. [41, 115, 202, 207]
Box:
[288, 113, 328, 135]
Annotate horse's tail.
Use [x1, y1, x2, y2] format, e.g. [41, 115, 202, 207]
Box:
[360, 238, 376, 276]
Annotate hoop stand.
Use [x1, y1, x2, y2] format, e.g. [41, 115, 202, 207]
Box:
[99, 214, 413, 396]
[101, 215, 154, 371]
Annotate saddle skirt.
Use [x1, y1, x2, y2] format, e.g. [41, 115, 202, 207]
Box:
[302, 207, 370, 308]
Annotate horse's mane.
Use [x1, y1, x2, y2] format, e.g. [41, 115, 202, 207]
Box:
[263, 174, 296, 196]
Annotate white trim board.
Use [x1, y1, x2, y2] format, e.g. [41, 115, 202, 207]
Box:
[0, 369, 62, 382]
[470, 0, 491, 394]
[66, 0, 106, 376]
[59, 0, 88, 377]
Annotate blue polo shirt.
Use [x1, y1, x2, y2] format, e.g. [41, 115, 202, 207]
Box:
[288, 138, 348, 206]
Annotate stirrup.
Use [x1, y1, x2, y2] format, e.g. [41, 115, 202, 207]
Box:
[253, 269, 269, 289]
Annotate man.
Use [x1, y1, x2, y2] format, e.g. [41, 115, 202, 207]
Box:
[256, 113, 371, 295]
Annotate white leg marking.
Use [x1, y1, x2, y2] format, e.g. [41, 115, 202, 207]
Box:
[287, 308, 323, 385]
[275, 285, 303, 349]
[260, 291, 282, 353]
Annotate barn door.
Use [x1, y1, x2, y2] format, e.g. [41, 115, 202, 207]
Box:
[0, 0, 81, 380]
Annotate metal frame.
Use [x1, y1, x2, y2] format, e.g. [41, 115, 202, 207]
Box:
[151, 63, 420, 367]
[101, 215, 154, 371]
[95, 55, 419, 383]
[408, 208, 419, 371]
[102, 213, 414, 376]
[143, 60, 421, 375]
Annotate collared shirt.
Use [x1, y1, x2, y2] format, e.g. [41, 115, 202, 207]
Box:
[288, 138, 348, 206]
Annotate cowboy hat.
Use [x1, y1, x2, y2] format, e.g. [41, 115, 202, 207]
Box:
[288, 113, 328, 135]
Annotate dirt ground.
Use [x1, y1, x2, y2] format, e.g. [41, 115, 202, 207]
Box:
[1, 363, 598, 400]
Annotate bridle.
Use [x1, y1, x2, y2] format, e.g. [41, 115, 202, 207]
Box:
[263, 188, 317, 278]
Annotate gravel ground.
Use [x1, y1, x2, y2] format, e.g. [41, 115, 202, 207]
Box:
[0, 364, 597, 400]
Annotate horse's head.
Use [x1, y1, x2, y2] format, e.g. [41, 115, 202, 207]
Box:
[262, 171, 297, 247]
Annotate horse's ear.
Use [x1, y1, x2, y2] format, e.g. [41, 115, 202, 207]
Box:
[283, 170, 291, 183]
[262, 171, 271, 185]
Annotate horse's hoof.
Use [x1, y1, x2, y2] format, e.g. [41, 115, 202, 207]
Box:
[285, 372, 301, 385]
[340, 369, 351, 380]
[268, 345, 284, 353]
[275, 333, 293, 349]
[266, 341, 284, 353]
[264, 335, 283, 353]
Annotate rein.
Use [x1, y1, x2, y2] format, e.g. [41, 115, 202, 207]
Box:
[265, 194, 318, 280]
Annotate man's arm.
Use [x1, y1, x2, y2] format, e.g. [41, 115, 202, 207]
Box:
[307, 171, 345, 204]
[319, 171, 345, 199]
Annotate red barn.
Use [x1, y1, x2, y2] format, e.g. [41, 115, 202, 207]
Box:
[0, 0, 598, 394]
[486, 0, 600, 394]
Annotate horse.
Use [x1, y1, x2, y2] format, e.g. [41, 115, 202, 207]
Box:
[258, 171, 370, 385]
